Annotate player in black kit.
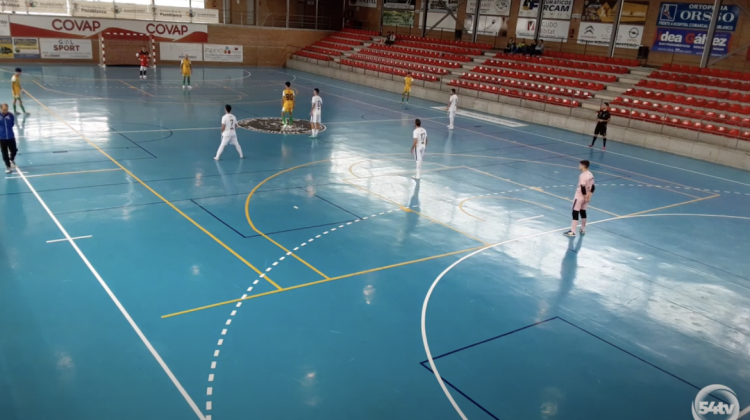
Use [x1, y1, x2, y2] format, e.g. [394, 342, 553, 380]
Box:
[589, 103, 611, 150]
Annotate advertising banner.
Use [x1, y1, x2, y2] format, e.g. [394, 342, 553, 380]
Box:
[0, 37, 13, 58]
[384, 0, 415, 9]
[1, 0, 25, 13]
[518, 0, 539, 18]
[40, 38, 93, 59]
[464, 15, 508, 36]
[581, 0, 616, 22]
[114, 3, 153, 21]
[13, 37, 40, 58]
[9, 15, 209, 42]
[538, 19, 570, 42]
[615, 23, 643, 49]
[72, 1, 115, 19]
[657, 3, 739, 32]
[467, 0, 510, 16]
[542, 0, 572, 20]
[577, 21, 611, 46]
[515, 17, 536, 38]
[190, 8, 219, 23]
[160, 41, 202, 61]
[383, 10, 415, 26]
[204, 44, 242, 62]
[0, 15, 9, 37]
[652, 28, 730, 56]
[428, 0, 458, 12]
[25, 0, 69, 14]
[347, 0, 377, 8]
[621, 1, 648, 23]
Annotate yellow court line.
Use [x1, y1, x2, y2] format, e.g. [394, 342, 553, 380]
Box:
[119, 80, 154, 97]
[245, 160, 332, 280]
[624, 194, 720, 217]
[342, 178, 490, 245]
[459, 196, 554, 222]
[8, 168, 122, 179]
[24, 90, 282, 291]
[465, 167, 621, 217]
[161, 244, 487, 318]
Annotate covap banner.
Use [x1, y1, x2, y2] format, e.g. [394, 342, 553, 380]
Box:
[657, 3, 739, 32]
[40, 38, 93, 59]
[652, 28, 731, 56]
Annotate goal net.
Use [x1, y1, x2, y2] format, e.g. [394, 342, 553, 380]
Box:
[99, 31, 155, 67]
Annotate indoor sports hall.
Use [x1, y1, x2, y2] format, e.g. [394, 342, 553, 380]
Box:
[2, 2, 750, 420]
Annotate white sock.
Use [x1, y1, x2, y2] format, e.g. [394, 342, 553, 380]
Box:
[449, 113, 454, 127]
[416, 161, 422, 178]
[215, 143, 226, 159]
[234, 142, 243, 157]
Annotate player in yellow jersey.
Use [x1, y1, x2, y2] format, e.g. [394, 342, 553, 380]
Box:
[401, 72, 413, 103]
[11, 68, 27, 115]
[181, 53, 192, 90]
[281, 81, 295, 128]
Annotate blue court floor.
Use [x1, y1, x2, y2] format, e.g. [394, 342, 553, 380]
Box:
[1, 65, 749, 420]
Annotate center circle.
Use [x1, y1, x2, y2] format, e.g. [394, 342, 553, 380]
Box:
[237, 117, 326, 135]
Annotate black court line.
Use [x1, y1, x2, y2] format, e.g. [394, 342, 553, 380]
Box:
[300, 188, 361, 219]
[109, 126, 158, 158]
[12, 156, 155, 170]
[244, 219, 357, 239]
[17, 146, 134, 155]
[418, 316, 705, 420]
[189, 199, 246, 238]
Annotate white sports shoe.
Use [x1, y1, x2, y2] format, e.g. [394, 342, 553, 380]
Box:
[213, 157, 219, 161]
[187, 86, 192, 91]
[5, 168, 10, 174]
[182, 85, 186, 90]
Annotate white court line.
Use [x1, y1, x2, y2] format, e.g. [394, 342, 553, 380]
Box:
[421, 213, 750, 420]
[15, 165, 205, 420]
[46, 235, 92, 243]
[516, 215, 544, 222]
[283, 71, 750, 188]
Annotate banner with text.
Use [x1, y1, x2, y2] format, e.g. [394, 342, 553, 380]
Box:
[621, 1, 648, 23]
[384, 0, 415, 9]
[538, 19, 570, 42]
[464, 15, 508, 36]
[428, 0, 458, 12]
[657, 3, 739, 32]
[0, 15, 9, 37]
[40, 38, 93, 59]
[347, 0, 377, 8]
[1, 0, 25, 13]
[577, 21, 611, 45]
[0, 37, 13, 58]
[652, 28, 730, 56]
[152, 6, 219, 23]
[203, 44, 242, 62]
[13, 37, 40, 58]
[515, 17, 536, 38]
[467, 0, 510, 16]
[9, 15, 209, 42]
[114, 3, 153, 21]
[616, 23, 644, 48]
[518, 0, 539, 18]
[581, 0, 616, 22]
[72, 1, 115, 18]
[160, 41, 202, 61]
[542, 0, 572, 20]
[26, 0, 69, 14]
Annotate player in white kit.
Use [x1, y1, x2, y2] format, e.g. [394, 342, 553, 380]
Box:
[214, 104, 244, 160]
[310, 88, 322, 137]
[563, 160, 595, 237]
[410, 119, 428, 180]
[447, 89, 458, 129]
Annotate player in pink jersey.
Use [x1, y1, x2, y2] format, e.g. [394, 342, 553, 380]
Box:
[563, 160, 595, 237]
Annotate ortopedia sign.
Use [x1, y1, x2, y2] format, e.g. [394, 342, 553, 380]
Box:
[8, 15, 208, 42]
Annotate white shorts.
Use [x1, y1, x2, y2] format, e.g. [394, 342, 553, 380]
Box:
[449, 109, 456, 117]
[140, 66, 147, 71]
[413, 145, 426, 162]
[221, 134, 238, 146]
[311, 112, 321, 123]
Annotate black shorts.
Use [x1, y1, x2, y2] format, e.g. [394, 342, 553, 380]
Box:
[594, 122, 608, 136]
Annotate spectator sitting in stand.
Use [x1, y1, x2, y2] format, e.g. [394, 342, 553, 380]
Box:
[384, 32, 394, 46]
[515, 39, 526, 54]
[504, 37, 516, 54]
[535, 39, 545, 55]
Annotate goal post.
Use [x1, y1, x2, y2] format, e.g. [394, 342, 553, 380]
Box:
[99, 31, 156, 68]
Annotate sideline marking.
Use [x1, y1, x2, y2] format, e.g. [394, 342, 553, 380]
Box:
[6, 168, 122, 179]
[459, 196, 553, 222]
[24, 89, 282, 291]
[430, 106, 526, 127]
[119, 79, 154, 97]
[516, 215, 544, 222]
[15, 165, 205, 420]
[47, 235, 92, 243]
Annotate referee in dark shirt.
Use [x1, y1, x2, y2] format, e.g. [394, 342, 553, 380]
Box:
[589, 103, 611, 150]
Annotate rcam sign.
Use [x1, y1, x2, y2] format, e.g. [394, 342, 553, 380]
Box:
[657, 2, 740, 32]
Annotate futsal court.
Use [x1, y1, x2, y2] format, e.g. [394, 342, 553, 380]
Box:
[1, 64, 749, 420]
